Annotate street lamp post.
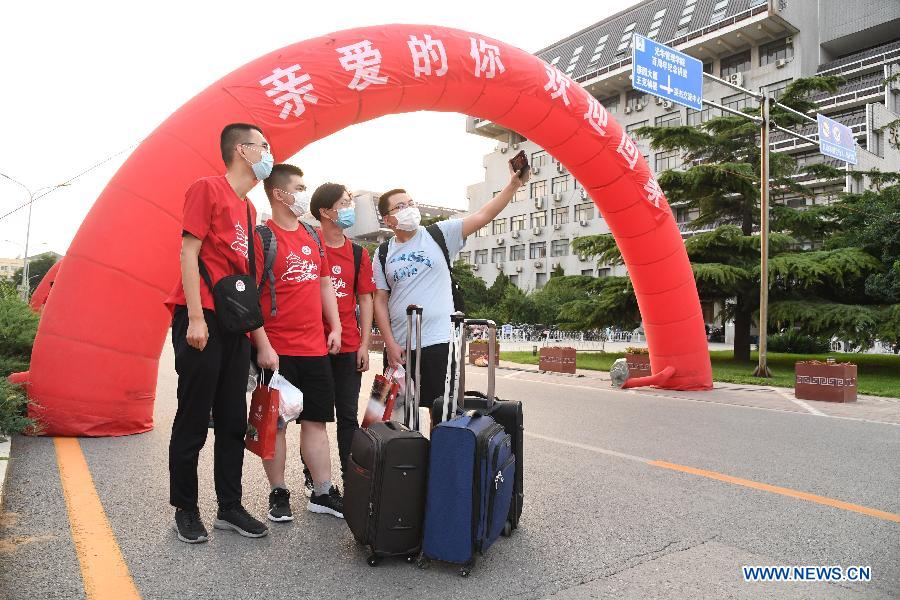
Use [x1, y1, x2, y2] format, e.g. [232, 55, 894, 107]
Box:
[0, 173, 68, 300]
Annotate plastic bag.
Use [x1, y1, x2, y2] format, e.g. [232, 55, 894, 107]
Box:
[610, 358, 629, 388]
[268, 370, 304, 422]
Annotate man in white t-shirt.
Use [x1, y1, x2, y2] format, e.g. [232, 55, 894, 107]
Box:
[373, 159, 530, 421]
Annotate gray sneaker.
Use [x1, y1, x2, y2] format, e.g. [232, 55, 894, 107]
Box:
[214, 504, 269, 538]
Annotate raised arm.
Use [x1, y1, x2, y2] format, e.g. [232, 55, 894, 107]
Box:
[462, 160, 531, 239]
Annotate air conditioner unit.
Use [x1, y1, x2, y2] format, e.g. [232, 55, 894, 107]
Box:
[515, 266, 523, 273]
[512, 143, 520, 149]
[727, 72, 744, 87]
[511, 230, 520, 239]
[635, 102, 644, 111]
[655, 96, 664, 105]
[663, 100, 673, 109]
[500, 146, 508, 154]
[579, 219, 589, 226]
[534, 261, 544, 269]
[533, 227, 543, 235]
[496, 237, 505, 245]
[556, 162, 565, 173]
[553, 224, 562, 231]
[532, 167, 540, 175]
[785, 36, 793, 44]
[496, 262, 504, 270]
[472, 264, 480, 271]
[775, 58, 787, 68]
[534, 198, 544, 209]
[580, 188, 588, 200]
[624, 106, 633, 114]
[552, 262, 561, 269]
[552, 193, 562, 203]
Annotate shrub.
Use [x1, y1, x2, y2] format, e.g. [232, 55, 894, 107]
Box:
[0, 294, 39, 438]
[0, 379, 35, 441]
[767, 329, 832, 354]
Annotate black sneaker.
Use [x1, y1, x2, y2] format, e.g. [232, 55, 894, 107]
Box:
[214, 504, 269, 538]
[308, 487, 344, 519]
[268, 488, 293, 523]
[173, 508, 208, 544]
[302, 467, 314, 495]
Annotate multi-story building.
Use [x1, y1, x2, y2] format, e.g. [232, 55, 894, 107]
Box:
[464, 0, 900, 297]
[0, 257, 21, 280]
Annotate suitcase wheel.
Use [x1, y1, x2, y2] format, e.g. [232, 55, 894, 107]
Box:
[501, 520, 512, 537]
[459, 562, 473, 578]
[416, 556, 431, 570]
[367, 554, 382, 567]
[405, 554, 418, 564]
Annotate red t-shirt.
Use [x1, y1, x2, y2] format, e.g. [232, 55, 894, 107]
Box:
[254, 220, 330, 357]
[323, 238, 377, 353]
[165, 176, 258, 313]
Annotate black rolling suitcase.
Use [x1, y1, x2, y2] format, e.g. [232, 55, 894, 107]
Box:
[344, 305, 429, 566]
[434, 314, 525, 533]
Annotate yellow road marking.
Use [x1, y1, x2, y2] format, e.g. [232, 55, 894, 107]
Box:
[650, 459, 900, 524]
[54, 438, 141, 599]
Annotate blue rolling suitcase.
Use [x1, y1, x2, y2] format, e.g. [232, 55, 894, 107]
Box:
[419, 318, 516, 577]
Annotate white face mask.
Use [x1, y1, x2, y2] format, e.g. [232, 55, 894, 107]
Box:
[394, 206, 421, 231]
[280, 190, 311, 217]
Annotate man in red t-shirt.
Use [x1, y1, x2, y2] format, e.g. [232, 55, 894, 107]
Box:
[309, 183, 376, 485]
[252, 164, 344, 523]
[164, 123, 277, 543]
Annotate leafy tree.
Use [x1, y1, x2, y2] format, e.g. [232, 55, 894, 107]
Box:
[12, 252, 58, 296]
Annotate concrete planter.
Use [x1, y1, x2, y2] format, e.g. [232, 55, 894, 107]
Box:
[795, 361, 857, 403]
[625, 353, 651, 379]
[469, 340, 500, 365]
[539, 347, 577, 374]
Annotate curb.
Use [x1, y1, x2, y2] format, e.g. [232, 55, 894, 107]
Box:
[0, 437, 10, 509]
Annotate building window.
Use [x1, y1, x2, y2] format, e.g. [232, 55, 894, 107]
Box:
[492, 218, 507, 235]
[655, 149, 681, 172]
[530, 180, 547, 199]
[761, 79, 792, 101]
[760, 37, 794, 66]
[676, 0, 697, 35]
[551, 207, 569, 225]
[492, 247, 506, 264]
[530, 242, 547, 259]
[508, 274, 519, 286]
[551, 175, 571, 194]
[710, 0, 729, 23]
[510, 214, 526, 231]
[551, 239, 570, 257]
[513, 185, 528, 203]
[655, 111, 682, 128]
[530, 211, 547, 228]
[588, 34, 609, 66]
[703, 61, 713, 74]
[616, 22, 636, 55]
[626, 89, 648, 110]
[536, 272, 548, 288]
[647, 8, 666, 40]
[597, 267, 611, 277]
[474, 224, 489, 238]
[626, 120, 649, 158]
[531, 150, 549, 169]
[601, 94, 620, 115]
[720, 50, 750, 78]
[575, 202, 594, 222]
[673, 206, 689, 223]
[475, 250, 488, 264]
[566, 45, 584, 75]
[581, 268, 594, 276]
[722, 92, 756, 112]
[458, 251, 471, 264]
[510, 244, 526, 261]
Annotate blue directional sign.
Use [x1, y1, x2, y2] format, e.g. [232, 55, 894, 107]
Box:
[631, 34, 703, 111]
[816, 114, 857, 165]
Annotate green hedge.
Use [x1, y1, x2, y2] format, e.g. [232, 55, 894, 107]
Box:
[0, 293, 39, 440]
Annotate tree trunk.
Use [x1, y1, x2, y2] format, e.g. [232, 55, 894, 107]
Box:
[733, 294, 753, 362]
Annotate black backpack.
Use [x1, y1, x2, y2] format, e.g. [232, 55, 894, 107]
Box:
[377, 223, 465, 312]
[257, 224, 364, 316]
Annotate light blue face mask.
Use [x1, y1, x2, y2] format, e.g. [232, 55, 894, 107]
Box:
[335, 206, 356, 229]
[250, 150, 274, 180]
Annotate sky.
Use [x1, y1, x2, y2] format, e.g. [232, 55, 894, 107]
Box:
[0, 0, 632, 258]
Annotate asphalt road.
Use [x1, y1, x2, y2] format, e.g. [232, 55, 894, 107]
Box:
[1, 342, 898, 600]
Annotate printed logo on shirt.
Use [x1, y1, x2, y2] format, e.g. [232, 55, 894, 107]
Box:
[301, 245, 312, 256]
[332, 265, 342, 275]
[332, 277, 349, 298]
[388, 250, 434, 284]
[231, 223, 249, 259]
[282, 251, 319, 282]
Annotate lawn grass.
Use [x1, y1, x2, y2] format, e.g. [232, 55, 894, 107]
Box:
[500, 350, 900, 398]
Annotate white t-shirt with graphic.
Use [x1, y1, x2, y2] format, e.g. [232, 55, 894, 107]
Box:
[373, 219, 466, 349]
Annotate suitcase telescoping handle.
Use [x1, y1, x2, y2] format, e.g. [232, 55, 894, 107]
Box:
[452, 316, 497, 410]
[405, 304, 424, 432]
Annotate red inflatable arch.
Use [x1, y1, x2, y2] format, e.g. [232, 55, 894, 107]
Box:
[24, 25, 712, 437]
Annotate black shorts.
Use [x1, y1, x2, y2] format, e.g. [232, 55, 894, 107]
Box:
[264, 355, 335, 423]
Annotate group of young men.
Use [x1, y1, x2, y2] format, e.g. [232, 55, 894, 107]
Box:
[165, 122, 529, 544]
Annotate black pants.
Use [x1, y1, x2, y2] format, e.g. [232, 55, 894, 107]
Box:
[331, 352, 362, 475]
[169, 306, 250, 511]
[384, 342, 456, 426]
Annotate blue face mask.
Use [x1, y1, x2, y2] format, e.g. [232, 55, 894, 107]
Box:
[335, 207, 356, 229]
[250, 150, 274, 180]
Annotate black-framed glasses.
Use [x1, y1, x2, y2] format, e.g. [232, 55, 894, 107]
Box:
[388, 200, 416, 214]
[240, 142, 270, 151]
